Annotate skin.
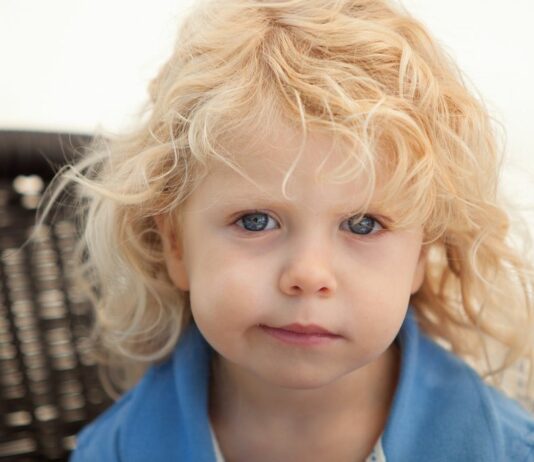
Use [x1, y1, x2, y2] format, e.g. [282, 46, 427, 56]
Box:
[156, 125, 426, 461]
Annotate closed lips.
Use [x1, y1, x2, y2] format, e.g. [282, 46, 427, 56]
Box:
[262, 324, 338, 336]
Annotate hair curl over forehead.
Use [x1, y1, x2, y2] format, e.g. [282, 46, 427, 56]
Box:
[44, 0, 533, 400]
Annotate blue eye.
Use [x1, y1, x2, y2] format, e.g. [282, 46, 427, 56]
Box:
[235, 212, 383, 235]
[343, 215, 383, 235]
[236, 212, 278, 232]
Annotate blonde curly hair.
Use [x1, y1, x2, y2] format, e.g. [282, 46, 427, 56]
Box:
[41, 0, 534, 403]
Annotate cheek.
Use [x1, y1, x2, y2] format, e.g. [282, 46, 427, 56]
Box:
[187, 246, 270, 327]
[359, 239, 422, 296]
[187, 250, 272, 359]
[345, 256, 417, 308]
[341, 291, 407, 365]
[339, 245, 419, 350]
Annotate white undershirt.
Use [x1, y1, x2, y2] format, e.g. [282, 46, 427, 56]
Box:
[209, 424, 386, 462]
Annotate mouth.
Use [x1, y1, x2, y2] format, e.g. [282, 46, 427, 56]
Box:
[267, 323, 337, 336]
[258, 323, 341, 346]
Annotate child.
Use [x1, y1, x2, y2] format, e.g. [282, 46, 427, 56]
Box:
[50, 0, 534, 460]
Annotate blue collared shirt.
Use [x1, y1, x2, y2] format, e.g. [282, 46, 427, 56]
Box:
[70, 308, 534, 461]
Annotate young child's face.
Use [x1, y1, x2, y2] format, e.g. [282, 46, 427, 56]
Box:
[158, 125, 425, 389]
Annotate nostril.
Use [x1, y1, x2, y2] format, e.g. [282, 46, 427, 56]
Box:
[287, 285, 331, 296]
[317, 286, 332, 296]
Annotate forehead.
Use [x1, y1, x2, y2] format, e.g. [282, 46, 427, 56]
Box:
[197, 124, 385, 207]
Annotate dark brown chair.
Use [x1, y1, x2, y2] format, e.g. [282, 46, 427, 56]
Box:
[0, 131, 112, 461]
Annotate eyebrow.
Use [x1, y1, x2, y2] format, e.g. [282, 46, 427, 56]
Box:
[217, 191, 284, 204]
[214, 190, 376, 216]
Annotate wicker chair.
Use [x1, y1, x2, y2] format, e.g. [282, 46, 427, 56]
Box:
[0, 131, 112, 461]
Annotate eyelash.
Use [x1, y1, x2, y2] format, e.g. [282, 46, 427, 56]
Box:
[233, 210, 385, 236]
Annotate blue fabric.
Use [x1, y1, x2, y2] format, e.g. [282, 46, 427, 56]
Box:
[70, 308, 534, 461]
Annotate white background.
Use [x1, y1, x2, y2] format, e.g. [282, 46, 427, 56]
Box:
[0, 0, 533, 235]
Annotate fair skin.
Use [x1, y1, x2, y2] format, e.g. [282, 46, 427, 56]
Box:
[156, 125, 426, 462]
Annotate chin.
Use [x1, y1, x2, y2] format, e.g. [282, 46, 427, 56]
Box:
[256, 365, 347, 390]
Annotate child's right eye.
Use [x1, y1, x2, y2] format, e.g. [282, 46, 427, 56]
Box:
[235, 211, 279, 232]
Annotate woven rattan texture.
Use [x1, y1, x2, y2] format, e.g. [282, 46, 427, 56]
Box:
[0, 176, 112, 461]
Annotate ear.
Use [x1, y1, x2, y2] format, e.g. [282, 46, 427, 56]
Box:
[154, 214, 190, 292]
[410, 245, 427, 294]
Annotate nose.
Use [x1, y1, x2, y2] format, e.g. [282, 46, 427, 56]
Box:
[278, 242, 337, 297]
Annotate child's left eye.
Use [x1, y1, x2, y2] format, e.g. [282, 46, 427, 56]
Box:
[341, 215, 384, 235]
